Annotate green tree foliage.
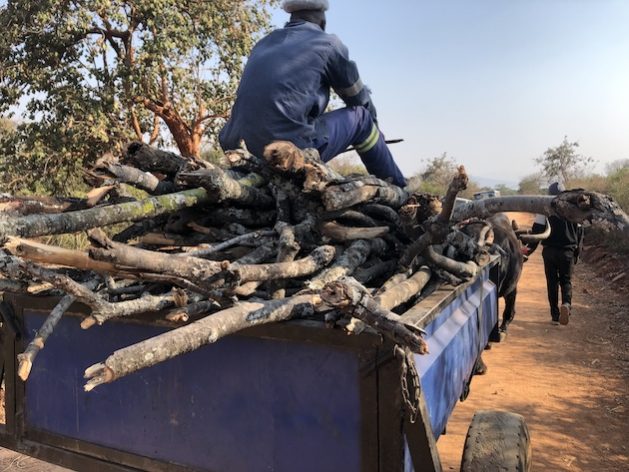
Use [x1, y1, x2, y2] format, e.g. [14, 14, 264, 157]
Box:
[408, 153, 483, 199]
[517, 173, 544, 195]
[0, 0, 275, 192]
[535, 136, 594, 186]
[328, 154, 368, 177]
[494, 184, 518, 196]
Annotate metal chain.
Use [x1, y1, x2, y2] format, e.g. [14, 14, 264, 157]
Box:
[396, 346, 421, 423]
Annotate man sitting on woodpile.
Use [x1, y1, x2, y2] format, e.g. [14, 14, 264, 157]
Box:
[219, 0, 407, 187]
[523, 182, 585, 326]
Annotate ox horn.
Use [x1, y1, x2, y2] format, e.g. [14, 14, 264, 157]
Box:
[517, 220, 552, 243]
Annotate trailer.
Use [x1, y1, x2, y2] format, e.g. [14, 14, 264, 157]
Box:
[0, 256, 531, 471]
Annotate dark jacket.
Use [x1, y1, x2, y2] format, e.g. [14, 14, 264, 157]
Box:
[528, 214, 585, 259]
[219, 20, 376, 157]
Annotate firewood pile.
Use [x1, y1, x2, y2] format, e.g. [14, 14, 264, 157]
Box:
[0, 141, 627, 392]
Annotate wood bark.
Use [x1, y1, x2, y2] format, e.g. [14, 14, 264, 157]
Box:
[0, 188, 211, 243]
[451, 191, 629, 230]
[399, 166, 469, 268]
[18, 279, 100, 381]
[424, 247, 478, 280]
[82, 289, 188, 328]
[88, 229, 226, 284]
[103, 163, 176, 195]
[124, 142, 203, 176]
[307, 239, 381, 291]
[321, 277, 428, 354]
[83, 294, 321, 391]
[182, 230, 275, 258]
[230, 246, 336, 284]
[375, 267, 432, 311]
[177, 169, 275, 209]
[322, 178, 408, 212]
[320, 221, 389, 242]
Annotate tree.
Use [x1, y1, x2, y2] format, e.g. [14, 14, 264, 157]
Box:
[535, 137, 594, 186]
[409, 153, 482, 199]
[494, 184, 518, 196]
[518, 173, 544, 195]
[605, 159, 629, 175]
[0, 0, 275, 192]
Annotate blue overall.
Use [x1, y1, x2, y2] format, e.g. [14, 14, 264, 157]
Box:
[219, 20, 406, 186]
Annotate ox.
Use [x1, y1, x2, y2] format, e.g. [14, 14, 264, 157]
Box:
[460, 213, 550, 374]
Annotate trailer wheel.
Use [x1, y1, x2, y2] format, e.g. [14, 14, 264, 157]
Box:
[460, 410, 531, 472]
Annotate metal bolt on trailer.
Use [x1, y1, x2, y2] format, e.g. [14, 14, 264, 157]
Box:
[0, 257, 531, 471]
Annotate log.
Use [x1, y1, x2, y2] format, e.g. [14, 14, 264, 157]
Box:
[5, 237, 119, 273]
[399, 166, 469, 268]
[0, 188, 211, 243]
[176, 169, 274, 209]
[83, 294, 322, 391]
[230, 246, 336, 284]
[182, 230, 276, 258]
[321, 278, 428, 354]
[451, 191, 629, 230]
[88, 229, 226, 284]
[0, 251, 108, 311]
[424, 247, 478, 280]
[375, 267, 432, 311]
[82, 288, 189, 328]
[307, 239, 381, 291]
[104, 163, 176, 195]
[269, 223, 300, 299]
[0, 194, 76, 215]
[320, 221, 389, 242]
[322, 177, 408, 212]
[323, 209, 378, 227]
[163, 300, 221, 323]
[354, 260, 397, 285]
[124, 142, 203, 176]
[17, 279, 100, 381]
[360, 203, 402, 227]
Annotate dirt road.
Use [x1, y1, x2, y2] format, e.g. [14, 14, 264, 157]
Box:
[438, 233, 629, 470]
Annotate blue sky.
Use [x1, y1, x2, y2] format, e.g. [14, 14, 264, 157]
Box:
[271, 0, 629, 185]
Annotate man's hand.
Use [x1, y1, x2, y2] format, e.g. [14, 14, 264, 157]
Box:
[520, 246, 531, 256]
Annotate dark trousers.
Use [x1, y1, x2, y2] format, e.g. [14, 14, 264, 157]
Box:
[316, 107, 406, 186]
[542, 246, 576, 320]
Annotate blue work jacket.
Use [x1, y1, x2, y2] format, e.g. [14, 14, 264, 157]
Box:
[219, 20, 376, 158]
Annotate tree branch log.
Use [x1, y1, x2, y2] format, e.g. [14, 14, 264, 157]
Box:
[83, 294, 321, 391]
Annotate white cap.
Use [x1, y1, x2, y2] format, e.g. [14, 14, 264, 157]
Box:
[282, 0, 329, 13]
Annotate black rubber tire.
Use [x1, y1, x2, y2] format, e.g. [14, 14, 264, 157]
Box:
[460, 410, 532, 472]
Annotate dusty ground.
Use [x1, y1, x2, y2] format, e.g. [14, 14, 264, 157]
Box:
[438, 215, 629, 471]
[0, 214, 626, 471]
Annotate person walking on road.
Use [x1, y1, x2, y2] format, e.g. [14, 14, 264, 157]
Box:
[219, 0, 406, 186]
[523, 182, 585, 325]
